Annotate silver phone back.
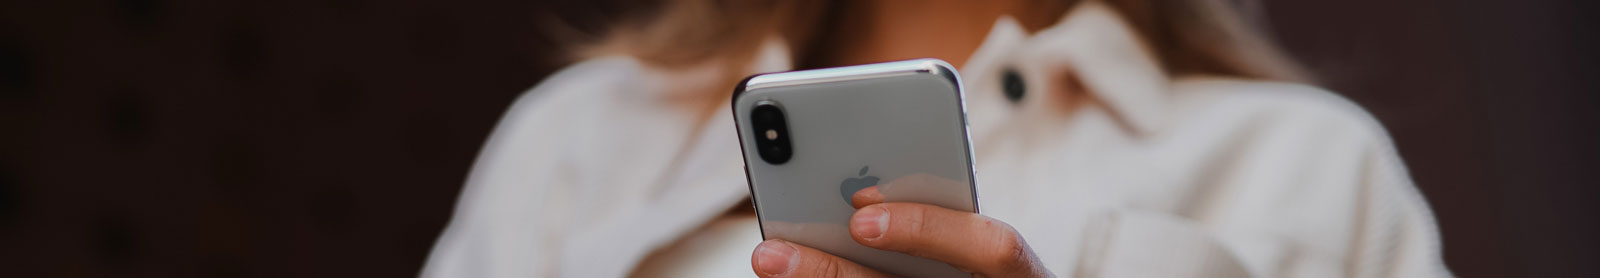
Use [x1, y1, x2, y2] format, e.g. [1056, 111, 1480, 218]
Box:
[732, 59, 978, 277]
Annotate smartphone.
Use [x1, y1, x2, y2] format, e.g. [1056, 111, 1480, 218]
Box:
[732, 59, 979, 277]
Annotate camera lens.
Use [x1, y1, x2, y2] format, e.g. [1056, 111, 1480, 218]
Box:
[750, 102, 792, 164]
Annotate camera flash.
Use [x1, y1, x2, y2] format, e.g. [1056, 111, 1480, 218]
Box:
[765, 129, 778, 140]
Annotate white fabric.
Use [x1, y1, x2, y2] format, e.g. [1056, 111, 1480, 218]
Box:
[422, 2, 1451, 277]
[630, 215, 762, 277]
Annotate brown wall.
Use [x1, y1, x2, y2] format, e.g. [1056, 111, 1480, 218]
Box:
[1268, 0, 1600, 276]
[0, 0, 1593, 276]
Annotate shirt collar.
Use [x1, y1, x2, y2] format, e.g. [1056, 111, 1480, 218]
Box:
[1001, 1, 1172, 135]
[720, 1, 1171, 134]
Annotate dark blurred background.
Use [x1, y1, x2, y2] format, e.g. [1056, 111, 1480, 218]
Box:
[0, 0, 1594, 276]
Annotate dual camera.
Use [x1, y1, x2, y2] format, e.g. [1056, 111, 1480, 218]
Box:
[750, 101, 793, 164]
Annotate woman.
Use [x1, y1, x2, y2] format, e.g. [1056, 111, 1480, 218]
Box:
[424, 0, 1452, 277]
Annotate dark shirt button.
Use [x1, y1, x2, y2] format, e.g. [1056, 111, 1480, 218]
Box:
[1002, 68, 1025, 103]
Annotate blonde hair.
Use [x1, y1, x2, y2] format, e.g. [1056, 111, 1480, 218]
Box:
[575, 0, 827, 69]
[574, 0, 1310, 83]
[1100, 0, 1311, 82]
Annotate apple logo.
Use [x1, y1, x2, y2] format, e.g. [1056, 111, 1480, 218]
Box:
[839, 166, 880, 206]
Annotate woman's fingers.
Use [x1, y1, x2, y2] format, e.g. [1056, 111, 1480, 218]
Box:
[850, 186, 885, 209]
[751, 239, 892, 278]
[848, 202, 1052, 278]
[840, 185, 1050, 277]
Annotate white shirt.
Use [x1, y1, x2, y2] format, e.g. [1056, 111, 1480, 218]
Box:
[422, 2, 1451, 277]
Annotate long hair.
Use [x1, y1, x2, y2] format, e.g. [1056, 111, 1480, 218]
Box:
[1100, 0, 1311, 82]
[569, 0, 1311, 84]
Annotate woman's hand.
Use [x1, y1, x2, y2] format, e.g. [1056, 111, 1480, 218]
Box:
[750, 186, 1053, 278]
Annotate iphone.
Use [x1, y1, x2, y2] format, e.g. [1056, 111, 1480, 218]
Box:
[732, 59, 979, 277]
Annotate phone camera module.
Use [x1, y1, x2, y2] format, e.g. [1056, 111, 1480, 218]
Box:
[750, 101, 793, 164]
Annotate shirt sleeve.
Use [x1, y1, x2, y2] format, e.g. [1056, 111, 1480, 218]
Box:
[420, 58, 640, 278]
[1343, 129, 1452, 278]
[1072, 87, 1452, 277]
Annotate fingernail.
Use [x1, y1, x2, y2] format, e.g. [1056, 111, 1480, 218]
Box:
[755, 240, 797, 276]
[852, 206, 889, 240]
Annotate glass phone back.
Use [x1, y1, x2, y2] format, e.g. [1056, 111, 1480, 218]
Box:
[732, 59, 978, 277]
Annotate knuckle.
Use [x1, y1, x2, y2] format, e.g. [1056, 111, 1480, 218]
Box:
[986, 223, 1032, 273]
[819, 257, 846, 278]
[905, 205, 935, 239]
